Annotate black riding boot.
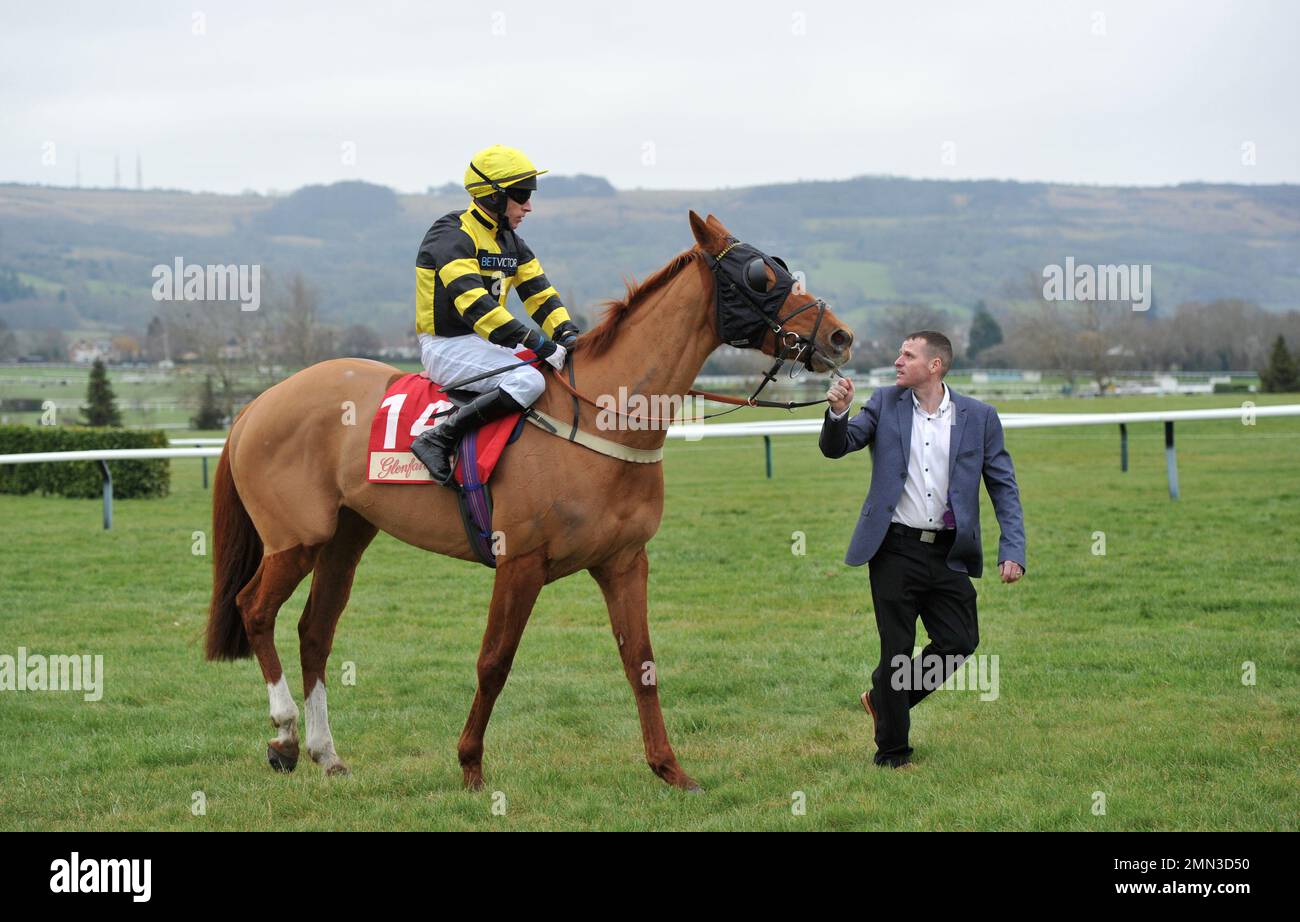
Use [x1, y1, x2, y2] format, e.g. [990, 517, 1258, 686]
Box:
[410, 386, 525, 485]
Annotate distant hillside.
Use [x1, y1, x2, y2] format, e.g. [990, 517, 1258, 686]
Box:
[1, 175, 1298, 342]
[254, 180, 402, 236]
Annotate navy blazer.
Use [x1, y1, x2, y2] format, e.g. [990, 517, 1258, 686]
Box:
[819, 385, 1026, 578]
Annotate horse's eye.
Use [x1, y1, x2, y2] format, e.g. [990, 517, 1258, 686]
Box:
[743, 257, 771, 293]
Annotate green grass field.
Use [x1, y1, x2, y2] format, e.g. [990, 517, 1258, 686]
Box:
[1, 394, 1297, 830]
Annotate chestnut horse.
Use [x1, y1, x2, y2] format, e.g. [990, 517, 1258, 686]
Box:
[204, 212, 853, 791]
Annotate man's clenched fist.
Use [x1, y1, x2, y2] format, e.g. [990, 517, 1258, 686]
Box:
[827, 377, 855, 415]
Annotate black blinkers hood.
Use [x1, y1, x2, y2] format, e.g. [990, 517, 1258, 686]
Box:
[707, 238, 798, 349]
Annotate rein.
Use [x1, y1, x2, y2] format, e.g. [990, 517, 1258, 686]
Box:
[547, 353, 829, 426]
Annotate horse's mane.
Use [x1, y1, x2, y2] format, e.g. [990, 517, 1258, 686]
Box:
[574, 247, 706, 359]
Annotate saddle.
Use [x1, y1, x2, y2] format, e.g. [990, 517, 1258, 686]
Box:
[367, 372, 526, 567]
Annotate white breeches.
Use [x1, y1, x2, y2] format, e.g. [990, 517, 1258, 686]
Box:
[418, 332, 545, 406]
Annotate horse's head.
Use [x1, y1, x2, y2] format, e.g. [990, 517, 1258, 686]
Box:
[689, 211, 853, 373]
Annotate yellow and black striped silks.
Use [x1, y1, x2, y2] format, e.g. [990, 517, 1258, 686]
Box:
[414, 202, 573, 346]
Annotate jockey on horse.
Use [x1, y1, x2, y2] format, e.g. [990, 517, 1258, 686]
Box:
[411, 144, 580, 484]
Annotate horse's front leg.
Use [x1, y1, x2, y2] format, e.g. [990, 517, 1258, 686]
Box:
[590, 547, 700, 792]
[457, 548, 547, 791]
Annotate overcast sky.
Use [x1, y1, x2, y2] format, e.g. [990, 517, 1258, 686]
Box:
[2, 0, 1296, 194]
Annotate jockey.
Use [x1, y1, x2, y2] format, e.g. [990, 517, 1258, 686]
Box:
[411, 144, 580, 484]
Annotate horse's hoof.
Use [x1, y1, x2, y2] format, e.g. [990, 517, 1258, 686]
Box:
[686, 784, 705, 794]
[325, 762, 350, 777]
[267, 743, 298, 773]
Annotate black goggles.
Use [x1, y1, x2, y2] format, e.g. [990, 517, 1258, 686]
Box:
[504, 187, 532, 205]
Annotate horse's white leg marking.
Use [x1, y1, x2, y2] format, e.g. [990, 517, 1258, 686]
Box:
[267, 676, 299, 747]
[305, 680, 342, 770]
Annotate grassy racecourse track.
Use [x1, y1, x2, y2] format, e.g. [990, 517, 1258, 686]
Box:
[1, 393, 1297, 831]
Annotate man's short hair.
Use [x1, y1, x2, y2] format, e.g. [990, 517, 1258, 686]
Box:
[904, 330, 953, 377]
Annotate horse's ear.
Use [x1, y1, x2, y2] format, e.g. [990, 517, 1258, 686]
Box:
[705, 213, 731, 237]
[688, 210, 714, 250]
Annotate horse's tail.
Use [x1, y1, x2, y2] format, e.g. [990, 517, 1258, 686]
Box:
[205, 445, 262, 661]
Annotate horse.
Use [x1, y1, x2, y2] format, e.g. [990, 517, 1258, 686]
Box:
[204, 211, 854, 791]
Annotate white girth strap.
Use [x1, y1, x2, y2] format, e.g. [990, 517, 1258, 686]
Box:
[525, 408, 664, 464]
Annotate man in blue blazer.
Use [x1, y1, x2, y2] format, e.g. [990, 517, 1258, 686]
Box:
[821, 331, 1025, 769]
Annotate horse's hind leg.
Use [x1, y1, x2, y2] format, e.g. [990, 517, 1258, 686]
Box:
[298, 507, 377, 777]
[238, 545, 320, 772]
[457, 549, 547, 791]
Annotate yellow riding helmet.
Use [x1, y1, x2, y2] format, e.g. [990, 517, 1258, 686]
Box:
[463, 145, 548, 198]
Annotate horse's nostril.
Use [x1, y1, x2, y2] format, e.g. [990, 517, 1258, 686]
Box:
[830, 329, 853, 352]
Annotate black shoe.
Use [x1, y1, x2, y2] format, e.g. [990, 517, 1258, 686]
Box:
[874, 754, 916, 770]
[410, 387, 524, 485]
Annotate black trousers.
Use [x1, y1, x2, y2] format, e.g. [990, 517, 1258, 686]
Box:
[866, 528, 979, 766]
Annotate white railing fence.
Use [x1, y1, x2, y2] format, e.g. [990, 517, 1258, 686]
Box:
[1, 406, 1296, 529]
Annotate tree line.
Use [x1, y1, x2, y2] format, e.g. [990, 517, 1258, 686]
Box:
[847, 276, 1300, 392]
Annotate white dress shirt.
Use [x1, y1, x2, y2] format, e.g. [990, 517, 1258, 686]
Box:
[830, 384, 956, 530]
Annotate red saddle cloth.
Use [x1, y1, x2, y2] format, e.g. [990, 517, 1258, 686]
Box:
[367, 372, 524, 486]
